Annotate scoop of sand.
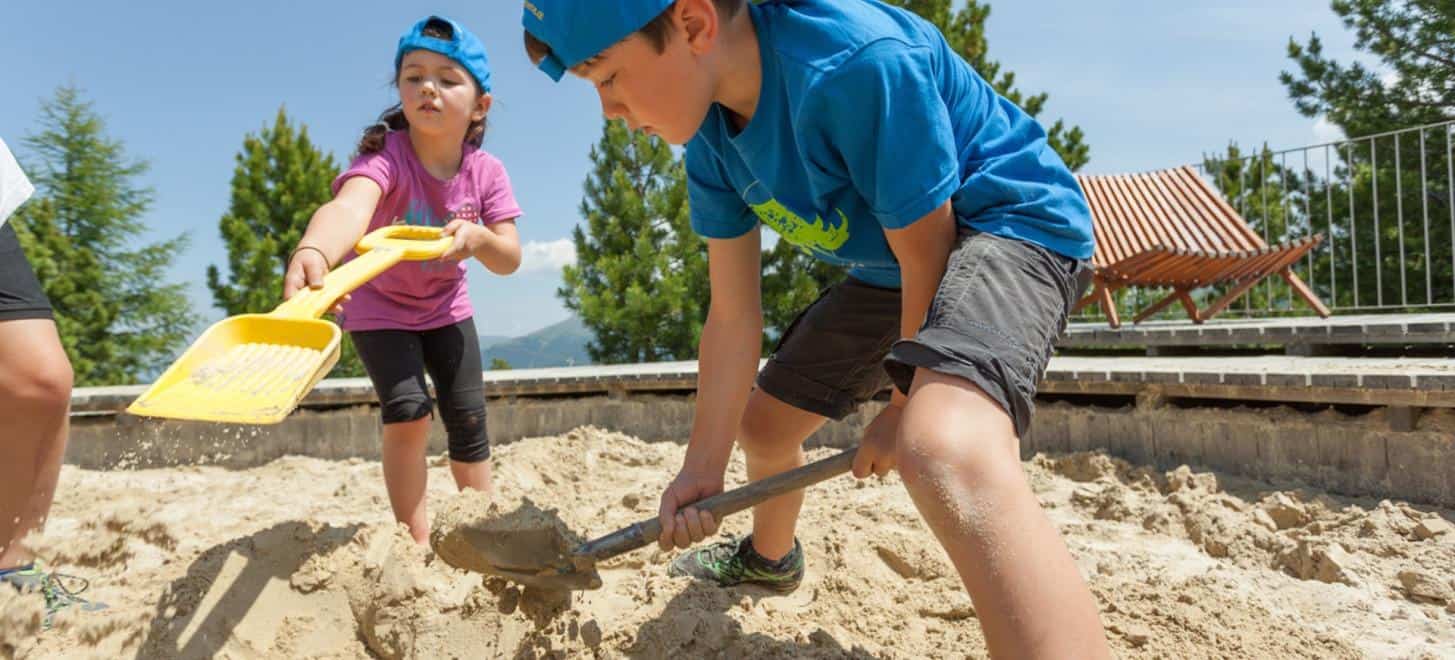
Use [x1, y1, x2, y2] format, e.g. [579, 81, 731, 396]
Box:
[430, 490, 586, 582]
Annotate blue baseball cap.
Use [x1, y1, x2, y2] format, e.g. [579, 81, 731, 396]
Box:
[396, 16, 493, 93]
[522, 0, 674, 81]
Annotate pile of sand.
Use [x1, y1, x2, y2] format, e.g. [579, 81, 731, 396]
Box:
[4, 426, 1453, 658]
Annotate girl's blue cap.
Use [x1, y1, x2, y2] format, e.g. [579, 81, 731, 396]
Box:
[522, 0, 674, 81]
[396, 16, 492, 92]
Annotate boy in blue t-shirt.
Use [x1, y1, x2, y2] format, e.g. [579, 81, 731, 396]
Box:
[524, 1, 1108, 655]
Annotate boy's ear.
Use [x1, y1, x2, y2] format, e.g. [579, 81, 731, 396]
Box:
[677, 0, 721, 54]
[473, 93, 493, 123]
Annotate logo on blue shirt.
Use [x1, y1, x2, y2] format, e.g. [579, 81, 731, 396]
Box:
[744, 182, 850, 256]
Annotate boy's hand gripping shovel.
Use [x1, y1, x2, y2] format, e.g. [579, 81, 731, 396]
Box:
[127, 226, 452, 425]
[432, 447, 859, 591]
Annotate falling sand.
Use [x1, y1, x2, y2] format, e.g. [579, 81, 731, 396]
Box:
[4, 426, 1454, 658]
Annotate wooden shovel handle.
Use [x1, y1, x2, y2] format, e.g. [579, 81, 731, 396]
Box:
[574, 446, 858, 564]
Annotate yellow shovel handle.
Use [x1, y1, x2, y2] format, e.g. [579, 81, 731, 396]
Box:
[272, 226, 454, 320]
[357, 225, 455, 258]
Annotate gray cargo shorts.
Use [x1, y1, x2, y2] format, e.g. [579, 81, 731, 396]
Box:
[756, 229, 1093, 438]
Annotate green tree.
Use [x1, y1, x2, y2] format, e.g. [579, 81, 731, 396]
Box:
[1276, 0, 1455, 311]
[489, 357, 512, 371]
[206, 108, 365, 376]
[1282, 0, 1453, 138]
[884, 0, 1091, 170]
[559, 119, 708, 364]
[10, 85, 196, 386]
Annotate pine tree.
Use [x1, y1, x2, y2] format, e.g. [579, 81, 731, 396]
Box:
[559, 119, 708, 364]
[883, 0, 1091, 170]
[205, 108, 365, 375]
[1282, 0, 1453, 138]
[10, 85, 196, 386]
[1275, 0, 1454, 311]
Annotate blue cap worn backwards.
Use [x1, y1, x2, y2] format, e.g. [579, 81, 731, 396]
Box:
[522, 0, 674, 81]
[396, 16, 492, 93]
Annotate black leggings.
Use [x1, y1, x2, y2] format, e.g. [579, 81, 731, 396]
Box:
[350, 319, 489, 463]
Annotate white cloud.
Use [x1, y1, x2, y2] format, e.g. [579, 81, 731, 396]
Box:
[517, 238, 576, 274]
[1312, 116, 1345, 145]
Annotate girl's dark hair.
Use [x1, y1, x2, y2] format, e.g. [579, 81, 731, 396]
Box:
[358, 18, 488, 155]
[523, 0, 745, 67]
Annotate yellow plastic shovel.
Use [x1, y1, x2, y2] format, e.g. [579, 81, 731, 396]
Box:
[127, 225, 452, 424]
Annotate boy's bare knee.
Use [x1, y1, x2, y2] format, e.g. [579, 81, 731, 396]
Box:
[896, 418, 1019, 493]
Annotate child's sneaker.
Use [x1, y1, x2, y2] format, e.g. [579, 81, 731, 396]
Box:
[0, 561, 108, 629]
[668, 535, 804, 593]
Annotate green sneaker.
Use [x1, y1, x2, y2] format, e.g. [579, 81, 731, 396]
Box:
[668, 535, 804, 593]
[0, 561, 108, 629]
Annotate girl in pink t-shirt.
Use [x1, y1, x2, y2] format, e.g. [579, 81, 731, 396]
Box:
[284, 16, 521, 544]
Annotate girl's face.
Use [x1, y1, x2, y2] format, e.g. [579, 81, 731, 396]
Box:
[398, 50, 490, 141]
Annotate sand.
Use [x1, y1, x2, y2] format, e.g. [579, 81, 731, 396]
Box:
[3, 426, 1454, 659]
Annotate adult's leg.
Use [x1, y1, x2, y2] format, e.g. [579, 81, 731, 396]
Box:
[0, 319, 72, 569]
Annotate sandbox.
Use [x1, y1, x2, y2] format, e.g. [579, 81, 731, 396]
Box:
[3, 427, 1453, 659]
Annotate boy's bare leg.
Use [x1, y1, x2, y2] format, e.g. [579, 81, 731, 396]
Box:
[897, 368, 1108, 659]
[450, 459, 492, 494]
[0, 319, 73, 569]
[738, 390, 828, 560]
[381, 417, 432, 544]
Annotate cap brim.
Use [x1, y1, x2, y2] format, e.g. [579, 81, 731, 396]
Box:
[537, 54, 567, 82]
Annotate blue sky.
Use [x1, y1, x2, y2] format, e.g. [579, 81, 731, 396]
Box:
[0, 1, 1358, 337]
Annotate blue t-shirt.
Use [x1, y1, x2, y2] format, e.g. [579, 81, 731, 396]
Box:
[687, 0, 1094, 289]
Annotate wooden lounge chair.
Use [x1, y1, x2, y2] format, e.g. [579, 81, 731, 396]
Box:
[1073, 166, 1332, 328]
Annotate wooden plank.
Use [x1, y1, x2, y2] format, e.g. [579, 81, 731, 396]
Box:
[1171, 166, 1266, 249]
[1282, 269, 1332, 317]
[1133, 171, 1206, 252]
[1145, 170, 1222, 252]
[1037, 379, 1455, 408]
[1112, 173, 1180, 250]
[1078, 177, 1129, 265]
[1164, 168, 1246, 251]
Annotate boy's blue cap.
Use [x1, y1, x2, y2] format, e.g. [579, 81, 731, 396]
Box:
[396, 16, 493, 92]
[522, 0, 674, 81]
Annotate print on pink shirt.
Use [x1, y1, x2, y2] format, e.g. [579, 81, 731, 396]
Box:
[330, 131, 521, 332]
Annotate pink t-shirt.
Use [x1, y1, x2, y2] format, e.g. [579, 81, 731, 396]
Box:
[332, 131, 521, 332]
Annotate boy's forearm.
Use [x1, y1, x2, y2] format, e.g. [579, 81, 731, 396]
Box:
[894, 264, 946, 406]
[686, 308, 763, 473]
[888, 204, 957, 406]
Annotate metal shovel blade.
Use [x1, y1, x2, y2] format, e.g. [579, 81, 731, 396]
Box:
[431, 503, 604, 591]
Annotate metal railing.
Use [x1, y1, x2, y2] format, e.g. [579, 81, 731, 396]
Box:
[1082, 119, 1455, 324]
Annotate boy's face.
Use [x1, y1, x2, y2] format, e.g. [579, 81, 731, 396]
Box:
[575, 28, 718, 145]
[398, 50, 490, 141]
